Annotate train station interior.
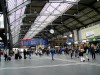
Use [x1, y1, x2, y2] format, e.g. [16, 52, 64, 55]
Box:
[0, 0, 100, 75]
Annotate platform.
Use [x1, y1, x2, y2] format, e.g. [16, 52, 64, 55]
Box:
[0, 54, 100, 75]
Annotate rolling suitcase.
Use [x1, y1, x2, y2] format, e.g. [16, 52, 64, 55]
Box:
[7, 56, 11, 61]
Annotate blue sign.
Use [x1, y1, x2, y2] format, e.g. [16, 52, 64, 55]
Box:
[23, 40, 30, 46]
[67, 38, 73, 42]
[22, 38, 48, 46]
[0, 42, 4, 48]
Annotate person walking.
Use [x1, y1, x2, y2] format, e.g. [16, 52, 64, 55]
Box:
[75, 46, 79, 58]
[4, 50, 8, 61]
[14, 49, 18, 59]
[0, 50, 2, 61]
[70, 46, 74, 59]
[91, 44, 96, 60]
[79, 45, 85, 62]
[23, 49, 27, 59]
[50, 46, 55, 61]
[46, 48, 50, 56]
[28, 48, 31, 59]
[84, 44, 89, 61]
[59, 47, 63, 55]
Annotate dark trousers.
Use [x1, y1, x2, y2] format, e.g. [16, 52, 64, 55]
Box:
[24, 55, 26, 59]
[92, 53, 95, 59]
[51, 54, 54, 60]
[5, 56, 7, 61]
[0, 56, 1, 61]
[75, 52, 78, 57]
[4, 54, 8, 61]
[71, 52, 74, 59]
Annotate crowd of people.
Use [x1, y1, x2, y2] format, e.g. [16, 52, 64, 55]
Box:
[35, 43, 100, 61]
[0, 43, 100, 62]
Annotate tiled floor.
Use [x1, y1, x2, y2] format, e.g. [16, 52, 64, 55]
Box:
[0, 54, 100, 75]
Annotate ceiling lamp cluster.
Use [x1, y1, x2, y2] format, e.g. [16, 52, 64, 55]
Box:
[24, 0, 80, 39]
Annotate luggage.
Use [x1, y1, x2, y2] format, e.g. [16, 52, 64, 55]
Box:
[7, 56, 11, 61]
[19, 55, 22, 59]
[80, 57, 85, 62]
[15, 54, 18, 59]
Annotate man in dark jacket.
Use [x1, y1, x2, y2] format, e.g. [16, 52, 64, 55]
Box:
[91, 44, 96, 59]
[23, 49, 27, 59]
[50, 46, 55, 60]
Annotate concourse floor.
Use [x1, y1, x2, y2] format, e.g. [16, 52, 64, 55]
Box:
[0, 54, 100, 75]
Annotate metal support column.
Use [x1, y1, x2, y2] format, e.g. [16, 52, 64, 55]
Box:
[0, 0, 12, 54]
[0, 0, 8, 49]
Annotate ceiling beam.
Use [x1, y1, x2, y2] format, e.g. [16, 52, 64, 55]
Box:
[42, 33, 49, 38]
[63, 25, 73, 31]
[79, 2, 100, 14]
[54, 27, 63, 34]
[71, 16, 85, 27]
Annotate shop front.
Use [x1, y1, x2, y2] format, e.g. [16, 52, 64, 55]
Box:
[80, 24, 100, 44]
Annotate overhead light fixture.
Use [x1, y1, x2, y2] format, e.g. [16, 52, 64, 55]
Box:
[29, 21, 31, 23]
[69, 34, 72, 37]
[97, 0, 99, 1]
[64, 36, 67, 38]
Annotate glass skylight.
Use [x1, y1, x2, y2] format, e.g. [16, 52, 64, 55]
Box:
[24, 0, 80, 39]
[6, 0, 30, 44]
[0, 15, 4, 28]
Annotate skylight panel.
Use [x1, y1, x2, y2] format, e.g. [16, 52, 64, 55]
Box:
[66, 0, 77, 2]
[57, 3, 71, 13]
[16, 0, 23, 6]
[30, 28, 36, 31]
[46, 5, 55, 13]
[16, 9, 21, 19]
[53, 10, 61, 15]
[8, 0, 15, 11]
[40, 3, 50, 13]
[45, 16, 56, 22]
[9, 13, 15, 23]
[43, 10, 50, 15]
[24, 0, 80, 39]
[21, 6, 26, 15]
[50, 3, 60, 8]
[38, 16, 48, 22]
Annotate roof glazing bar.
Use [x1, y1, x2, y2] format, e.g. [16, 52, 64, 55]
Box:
[8, 0, 31, 15]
